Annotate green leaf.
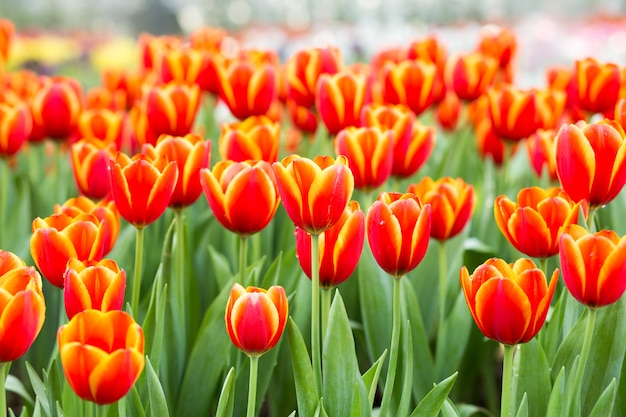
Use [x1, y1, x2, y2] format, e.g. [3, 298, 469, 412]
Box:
[545, 367, 565, 417]
[362, 350, 387, 409]
[435, 291, 473, 380]
[396, 322, 413, 417]
[26, 362, 50, 416]
[314, 400, 329, 417]
[145, 357, 169, 417]
[440, 398, 461, 417]
[588, 379, 617, 417]
[514, 393, 528, 417]
[208, 244, 234, 290]
[513, 338, 550, 417]
[323, 291, 357, 417]
[215, 367, 235, 417]
[461, 238, 498, 273]
[409, 372, 458, 417]
[124, 385, 146, 417]
[43, 361, 63, 417]
[6, 374, 34, 409]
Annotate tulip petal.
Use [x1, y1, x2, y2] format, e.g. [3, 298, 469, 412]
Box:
[90, 349, 144, 404]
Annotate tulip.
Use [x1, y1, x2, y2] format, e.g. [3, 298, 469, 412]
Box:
[70, 138, 118, 200]
[361, 103, 414, 149]
[58, 310, 144, 404]
[295, 200, 365, 288]
[0, 101, 32, 157]
[315, 70, 366, 134]
[381, 59, 438, 117]
[84, 86, 127, 112]
[535, 88, 566, 130]
[63, 258, 126, 320]
[406, 36, 447, 103]
[444, 52, 498, 102]
[31, 76, 83, 140]
[555, 120, 626, 208]
[392, 120, 435, 179]
[287, 99, 318, 136]
[76, 108, 124, 145]
[525, 129, 558, 182]
[101, 68, 145, 111]
[476, 24, 517, 84]
[273, 155, 354, 236]
[0, 250, 26, 275]
[154, 133, 211, 209]
[0, 19, 14, 64]
[219, 116, 280, 163]
[474, 117, 508, 166]
[487, 84, 540, 141]
[286, 47, 343, 109]
[217, 59, 277, 120]
[156, 46, 207, 86]
[435, 90, 461, 132]
[494, 187, 585, 259]
[408, 177, 476, 241]
[335, 126, 393, 192]
[138, 33, 182, 72]
[200, 160, 280, 237]
[189, 25, 227, 52]
[575, 57, 621, 115]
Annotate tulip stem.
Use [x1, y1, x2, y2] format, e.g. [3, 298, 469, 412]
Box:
[586, 208, 597, 232]
[539, 258, 548, 278]
[0, 157, 7, 250]
[501, 344, 515, 417]
[379, 277, 402, 417]
[175, 209, 187, 353]
[246, 355, 259, 417]
[310, 233, 322, 393]
[239, 235, 249, 284]
[0, 362, 10, 417]
[569, 307, 597, 416]
[131, 227, 145, 316]
[438, 240, 447, 327]
[321, 287, 331, 342]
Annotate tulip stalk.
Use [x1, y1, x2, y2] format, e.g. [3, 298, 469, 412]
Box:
[310, 233, 322, 393]
[321, 287, 331, 340]
[0, 362, 10, 417]
[501, 344, 515, 417]
[438, 240, 448, 327]
[586, 208, 597, 232]
[131, 227, 145, 315]
[246, 355, 259, 417]
[568, 307, 597, 416]
[239, 236, 249, 284]
[379, 277, 402, 417]
[175, 209, 187, 349]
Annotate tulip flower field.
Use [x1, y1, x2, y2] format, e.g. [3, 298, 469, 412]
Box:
[1, 15, 626, 417]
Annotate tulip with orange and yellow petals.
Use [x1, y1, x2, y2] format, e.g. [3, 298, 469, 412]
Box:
[366, 192, 432, 278]
[101, 69, 145, 111]
[156, 46, 207, 87]
[153, 133, 210, 209]
[217, 60, 277, 120]
[474, 118, 509, 166]
[477, 24, 517, 82]
[435, 90, 461, 132]
[392, 120, 436, 179]
[525, 129, 558, 182]
[361, 103, 414, 146]
[295, 200, 364, 288]
[109, 148, 178, 228]
[487, 84, 541, 141]
[58, 310, 144, 404]
[408, 177, 476, 241]
[406, 36, 448, 103]
[200, 160, 280, 236]
[286, 47, 343, 110]
[381, 59, 438, 117]
[575, 57, 621, 116]
[219, 116, 280, 163]
[555, 120, 626, 208]
[559, 224, 626, 308]
[31, 211, 113, 288]
[494, 187, 585, 259]
[445, 52, 498, 102]
[225, 283, 288, 357]
[70, 138, 118, 200]
[0, 254, 45, 363]
[273, 155, 354, 235]
[31, 76, 83, 140]
[460, 257, 558, 345]
[335, 126, 393, 191]
[63, 258, 126, 320]
[76, 108, 124, 145]
[0, 101, 32, 157]
[315, 70, 366, 135]
[535, 88, 567, 130]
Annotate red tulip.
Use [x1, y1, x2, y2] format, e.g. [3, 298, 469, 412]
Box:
[575, 57, 621, 115]
[70, 138, 118, 200]
[487, 84, 540, 141]
[286, 47, 343, 109]
[31, 76, 83, 140]
[381, 59, 438, 117]
[0, 101, 32, 157]
[445, 52, 498, 102]
[316, 70, 366, 134]
[219, 116, 280, 163]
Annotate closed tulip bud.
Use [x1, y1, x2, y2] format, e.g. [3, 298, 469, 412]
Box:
[435, 90, 461, 132]
[477, 24, 517, 69]
[535, 88, 566, 130]
[575, 57, 621, 115]
[219, 116, 280, 163]
[287, 99, 318, 135]
[200, 160, 280, 236]
[445, 52, 498, 102]
[494, 187, 585, 259]
[406, 36, 448, 103]
[31, 76, 83, 140]
[315, 70, 366, 135]
[77, 108, 124, 145]
[381, 59, 438, 117]
[487, 84, 540, 141]
[225, 283, 288, 357]
[273, 155, 354, 235]
[295, 200, 365, 288]
[392, 120, 435, 179]
[474, 118, 508, 166]
[156, 47, 206, 86]
[525, 129, 558, 182]
[0, 101, 32, 157]
[408, 177, 476, 241]
[63, 258, 126, 320]
[70, 138, 118, 200]
[361, 103, 414, 147]
[217, 60, 277, 120]
[101, 68, 145, 111]
[460, 257, 558, 345]
[140, 81, 200, 139]
[286, 47, 343, 109]
[555, 120, 626, 208]
[58, 310, 144, 404]
[366, 192, 432, 278]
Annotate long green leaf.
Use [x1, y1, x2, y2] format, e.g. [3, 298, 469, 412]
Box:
[362, 350, 387, 409]
[6, 374, 34, 409]
[409, 372, 458, 417]
[588, 379, 617, 417]
[514, 393, 528, 417]
[514, 338, 550, 417]
[287, 317, 318, 417]
[26, 363, 50, 417]
[215, 367, 236, 417]
[545, 367, 565, 417]
[396, 322, 413, 417]
[145, 357, 169, 417]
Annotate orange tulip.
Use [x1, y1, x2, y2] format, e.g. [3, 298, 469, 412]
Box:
[0, 101, 32, 157]
[84, 86, 127, 112]
[31, 76, 83, 140]
[476, 24, 517, 70]
[58, 310, 144, 404]
[154, 133, 210, 209]
[200, 160, 280, 236]
[108, 148, 178, 228]
[366, 192, 432, 278]
[535, 88, 566, 130]
[460, 257, 558, 345]
[361, 103, 414, 148]
[315, 70, 366, 134]
[555, 120, 626, 208]
[406, 36, 448, 103]
[444, 52, 498, 102]
[435, 90, 461, 132]
[273, 155, 354, 235]
[334, 126, 393, 191]
[295, 200, 364, 288]
[287, 99, 318, 135]
[381, 59, 438, 117]
[225, 283, 288, 357]
[189, 25, 227, 53]
[474, 117, 508, 166]
[156, 46, 207, 86]
[494, 187, 585, 259]
[70, 138, 118, 200]
[559, 224, 626, 308]
[138, 32, 182, 72]
[286, 47, 343, 109]
[408, 177, 476, 241]
[76, 108, 124, 145]
[392, 120, 435, 178]
[575, 57, 621, 115]
[0, 263, 45, 362]
[101, 68, 145, 111]
[219, 116, 280, 163]
[487, 84, 540, 141]
[217, 59, 276, 120]
[525, 129, 558, 182]
[63, 258, 126, 320]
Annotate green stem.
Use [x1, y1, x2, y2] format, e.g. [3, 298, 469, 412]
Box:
[175, 209, 187, 350]
[501, 344, 515, 417]
[0, 362, 10, 417]
[246, 355, 259, 417]
[539, 258, 548, 278]
[239, 236, 249, 284]
[570, 307, 597, 416]
[0, 158, 8, 250]
[131, 227, 145, 316]
[321, 287, 331, 343]
[310, 233, 322, 393]
[83, 398, 93, 417]
[55, 140, 65, 203]
[379, 277, 402, 417]
[586, 207, 597, 232]
[438, 240, 447, 326]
